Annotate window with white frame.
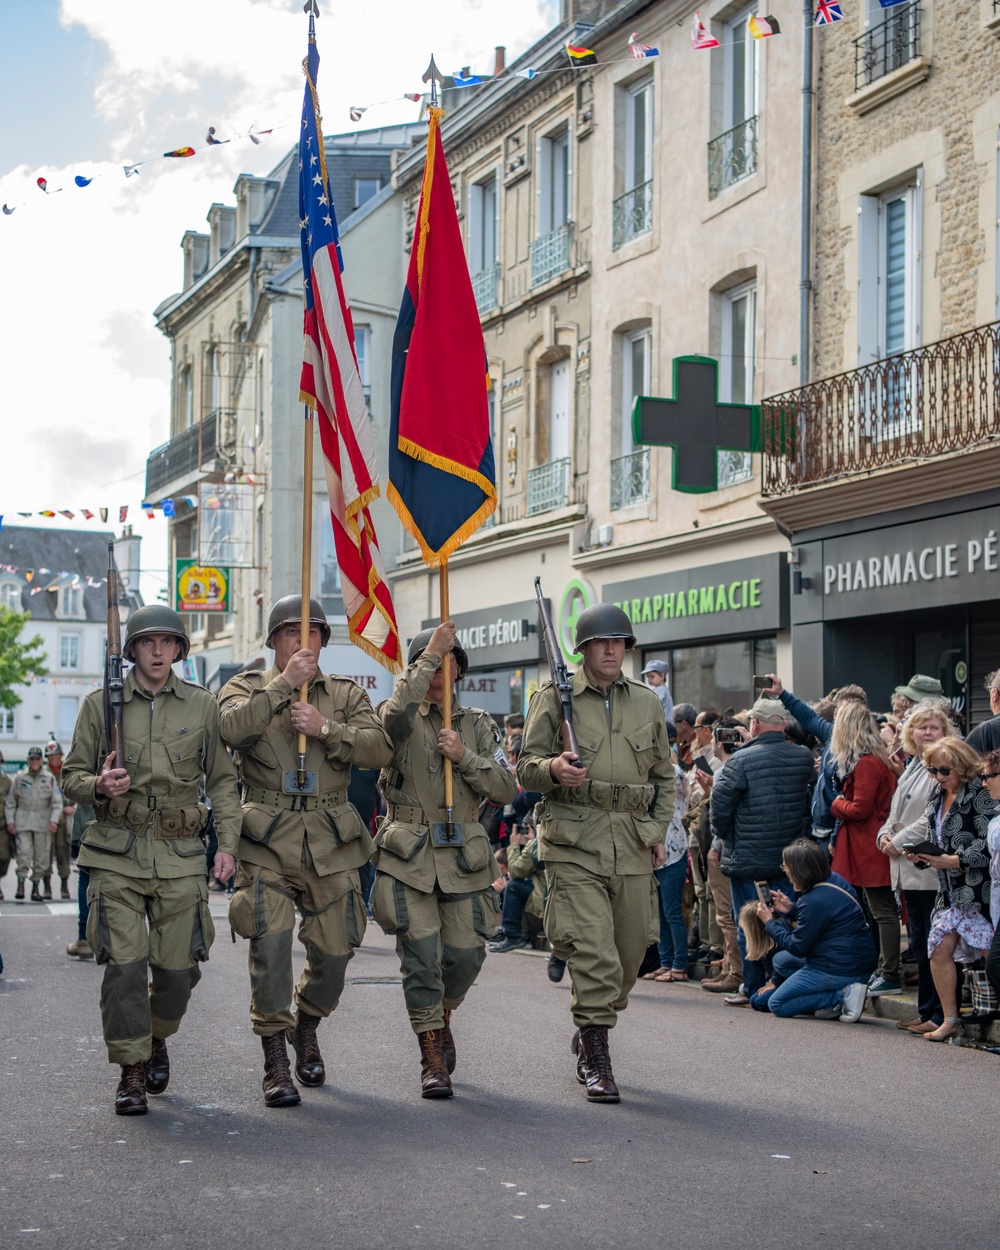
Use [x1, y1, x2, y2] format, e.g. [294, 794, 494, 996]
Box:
[858, 0, 919, 88]
[538, 128, 570, 237]
[709, 7, 759, 197]
[614, 78, 653, 249]
[858, 177, 922, 364]
[354, 325, 371, 406]
[58, 696, 79, 740]
[468, 173, 498, 277]
[60, 632, 81, 670]
[0, 581, 21, 611]
[354, 177, 381, 209]
[59, 585, 83, 618]
[206, 345, 221, 416]
[611, 327, 652, 508]
[718, 282, 756, 487]
[0, 708, 14, 737]
[181, 364, 194, 430]
[316, 498, 343, 618]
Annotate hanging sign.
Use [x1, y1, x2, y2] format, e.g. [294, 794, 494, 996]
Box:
[175, 560, 229, 612]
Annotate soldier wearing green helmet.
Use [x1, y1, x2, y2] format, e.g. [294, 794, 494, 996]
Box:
[519, 602, 674, 1104]
[218, 595, 393, 1109]
[61, 602, 243, 1117]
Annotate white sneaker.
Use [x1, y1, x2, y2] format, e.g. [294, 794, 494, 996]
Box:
[839, 981, 868, 1023]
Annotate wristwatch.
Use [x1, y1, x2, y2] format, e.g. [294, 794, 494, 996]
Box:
[319, 719, 331, 739]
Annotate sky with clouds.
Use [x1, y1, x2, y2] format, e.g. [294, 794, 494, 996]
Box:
[0, 0, 558, 602]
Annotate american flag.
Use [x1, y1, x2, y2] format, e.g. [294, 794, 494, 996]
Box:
[628, 32, 659, 58]
[814, 1, 843, 23]
[297, 29, 401, 672]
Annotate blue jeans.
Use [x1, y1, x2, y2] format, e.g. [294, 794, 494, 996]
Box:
[760, 952, 852, 1018]
[654, 856, 689, 971]
[499, 878, 534, 938]
[729, 873, 793, 996]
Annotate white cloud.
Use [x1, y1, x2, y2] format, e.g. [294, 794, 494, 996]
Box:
[0, 0, 558, 603]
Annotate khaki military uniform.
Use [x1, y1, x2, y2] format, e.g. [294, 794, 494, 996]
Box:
[373, 648, 516, 1034]
[60, 670, 242, 1066]
[46, 764, 74, 887]
[5, 765, 62, 884]
[518, 670, 674, 1030]
[507, 837, 545, 922]
[0, 771, 12, 887]
[218, 665, 393, 1037]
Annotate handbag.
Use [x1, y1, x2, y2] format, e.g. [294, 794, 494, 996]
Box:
[965, 966, 999, 1017]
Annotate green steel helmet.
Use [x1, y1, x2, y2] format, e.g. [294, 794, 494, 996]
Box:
[407, 628, 469, 679]
[265, 595, 331, 648]
[123, 605, 190, 661]
[574, 603, 636, 652]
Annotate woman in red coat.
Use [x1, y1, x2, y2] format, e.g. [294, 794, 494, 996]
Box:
[830, 702, 898, 995]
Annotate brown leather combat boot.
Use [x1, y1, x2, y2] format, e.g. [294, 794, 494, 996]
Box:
[43, 877, 53, 900]
[288, 1010, 325, 1086]
[417, 1029, 453, 1099]
[576, 1026, 620, 1103]
[30, 881, 42, 902]
[144, 1036, 169, 1095]
[261, 1034, 301, 1108]
[60, 877, 71, 899]
[115, 1063, 148, 1116]
[440, 1009, 456, 1075]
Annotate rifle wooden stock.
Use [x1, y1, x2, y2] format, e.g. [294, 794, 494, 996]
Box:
[534, 576, 580, 762]
[105, 541, 125, 769]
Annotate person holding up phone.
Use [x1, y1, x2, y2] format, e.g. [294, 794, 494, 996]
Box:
[754, 838, 876, 1021]
[902, 736, 995, 1042]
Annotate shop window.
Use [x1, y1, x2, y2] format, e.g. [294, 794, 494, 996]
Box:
[718, 281, 756, 487]
[668, 634, 776, 711]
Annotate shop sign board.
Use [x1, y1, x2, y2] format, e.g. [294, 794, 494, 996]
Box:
[603, 554, 788, 644]
[175, 560, 229, 612]
[794, 504, 1000, 622]
[421, 598, 543, 669]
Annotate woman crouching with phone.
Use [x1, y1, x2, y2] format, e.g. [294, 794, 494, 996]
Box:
[753, 838, 877, 1022]
[902, 736, 994, 1043]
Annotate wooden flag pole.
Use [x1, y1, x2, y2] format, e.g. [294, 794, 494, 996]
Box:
[297, 409, 315, 789]
[439, 558, 455, 833]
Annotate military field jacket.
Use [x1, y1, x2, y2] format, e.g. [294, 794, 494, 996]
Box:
[61, 669, 242, 880]
[518, 669, 675, 877]
[376, 649, 516, 895]
[507, 837, 545, 919]
[5, 767, 62, 833]
[218, 664, 393, 876]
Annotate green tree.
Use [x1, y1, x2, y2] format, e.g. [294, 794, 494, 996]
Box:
[0, 607, 49, 711]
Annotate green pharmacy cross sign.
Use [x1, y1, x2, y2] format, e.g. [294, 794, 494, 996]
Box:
[631, 355, 760, 494]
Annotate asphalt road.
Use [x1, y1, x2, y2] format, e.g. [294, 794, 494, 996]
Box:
[1, 878, 997, 1250]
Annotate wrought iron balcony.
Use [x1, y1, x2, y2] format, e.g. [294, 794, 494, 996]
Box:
[610, 448, 649, 509]
[761, 323, 1000, 497]
[530, 224, 572, 288]
[612, 180, 653, 250]
[708, 116, 757, 199]
[527, 457, 570, 515]
[145, 409, 234, 498]
[471, 263, 499, 315]
[854, 3, 921, 91]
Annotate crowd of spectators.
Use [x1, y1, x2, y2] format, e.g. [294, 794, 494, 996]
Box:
[488, 666, 1000, 1043]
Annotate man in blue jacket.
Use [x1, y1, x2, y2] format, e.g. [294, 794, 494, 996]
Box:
[709, 699, 814, 1004]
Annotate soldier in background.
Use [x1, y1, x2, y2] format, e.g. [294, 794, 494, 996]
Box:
[61, 605, 242, 1116]
[5, 746, 61, 902]
[44, 741, 75, 899]
[373, 621, 516, 1099]
[519, 604, 674, 1104]
[218, 596, 393, 1109]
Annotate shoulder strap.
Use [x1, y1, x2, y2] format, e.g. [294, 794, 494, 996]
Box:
[816, 880, 864, 911]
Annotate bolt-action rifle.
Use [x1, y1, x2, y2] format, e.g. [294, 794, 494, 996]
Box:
[534, 576, 580, 764]
[104, 541, 125, 770]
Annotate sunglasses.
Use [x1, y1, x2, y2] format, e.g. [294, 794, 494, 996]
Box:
[926, 766, 953, 777]
[981, 771, 1000, 781]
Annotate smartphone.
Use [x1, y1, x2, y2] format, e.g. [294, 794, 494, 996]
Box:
[715, 727, 741, 746]
[752, 675, 770, 693]
[754, 880, 772, 906]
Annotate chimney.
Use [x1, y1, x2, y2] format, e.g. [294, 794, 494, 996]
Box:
[116, 526, 143, 602]
[494, 46, 506, 75]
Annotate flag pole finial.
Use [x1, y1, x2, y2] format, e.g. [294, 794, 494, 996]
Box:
[422, 55, 443, 108]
